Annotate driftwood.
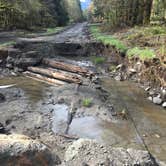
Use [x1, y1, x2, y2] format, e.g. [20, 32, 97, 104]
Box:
[42, 58, 94, 77]
[59, 134, 79, 140]
[28, 67, 82, 84]
[24, 71, 65, 86]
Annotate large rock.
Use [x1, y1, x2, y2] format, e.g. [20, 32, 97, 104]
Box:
[0, 134, 61, 166]
[64, 139, 159, 166]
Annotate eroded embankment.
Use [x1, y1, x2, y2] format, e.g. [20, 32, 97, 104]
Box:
[94, 42, 166, 108]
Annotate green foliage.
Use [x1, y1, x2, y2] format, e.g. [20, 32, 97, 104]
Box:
[0, 41, 16, 48]
[90, 25, 127, 53]
[145, 26, 166, 35]
[127, 47, 156, 60]
[46, 27, 64, 35]
[91, 56, 105, 65]
[82, 98, 93, 107]
[63, 0, 83, 22]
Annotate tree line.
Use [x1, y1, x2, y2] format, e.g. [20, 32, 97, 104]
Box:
[88, 0, 166, 27]
[0, 0, 83, 30]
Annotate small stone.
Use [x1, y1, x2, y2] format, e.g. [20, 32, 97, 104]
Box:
[153, 96, 162, 105]
[162, 102, 166, 108]
[149, 91, 155, 96]
[114, 75, 123, 81]
[0, 93, 5, 102]
[154, 134, 161, 138]
[116, 64, 124, 70]
[128, 68, 137, 74]
[142, 134, 147, 137]
[147, 96, 153, 101]
[145, 87, 151, 91]
[0, 123, 6, 134]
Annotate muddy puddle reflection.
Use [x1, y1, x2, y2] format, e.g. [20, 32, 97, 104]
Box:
[0, 76, 49, 103]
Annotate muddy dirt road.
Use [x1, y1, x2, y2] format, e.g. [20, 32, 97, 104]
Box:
[0, 23, 166, 165]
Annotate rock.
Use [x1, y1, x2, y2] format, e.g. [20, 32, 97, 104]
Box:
[65, 139, 158, 165]
[154, 134, 161, 138]
[149, 90, 155, 96]
[153, 96, 162, 105]
[134, 61, 142, 72]
[162, 102, 166, 108]
[161, 88, 166, 100]
[114, 75, 123, 81]
[0, 134, 61, 165]
[145, 87, 151, 91]
[0, 123, 6, 134]
[128, 68, 137, 74]
[116, 64, 125, 71]
[0, 93, 5, 102]
[148, 96, 153, 101]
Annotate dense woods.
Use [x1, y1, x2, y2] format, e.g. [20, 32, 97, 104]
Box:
[0, 0, 83, 30]
[88, 0, 166, 27]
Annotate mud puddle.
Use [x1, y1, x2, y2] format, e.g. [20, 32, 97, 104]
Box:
[0, 76, 49, 102]
[102, 78, 166, 162]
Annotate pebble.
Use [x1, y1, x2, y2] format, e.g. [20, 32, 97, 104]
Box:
[114, 75, 123, 81]
[162, 102, 166, 108]
[147, 96, 153, 101]
[153, 96, 162, 105]
[0, 123, 5, 134]
[128, 68, 137, 74]
[149, 91, 155, 96]
[154, 134, 161, 138]
[145, 87, 151, 91]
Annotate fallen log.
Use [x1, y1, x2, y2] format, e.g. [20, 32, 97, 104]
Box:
[42, 58, 94, 77]
[24, 71, 66, 86]
[27, 67, 82, 84]
[59, 134, 79, 140]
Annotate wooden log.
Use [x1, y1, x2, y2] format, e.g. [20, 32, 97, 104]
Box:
[24, 71, 66, 86]
[27, 67, 82, 84]
[42, 58, 94, 77]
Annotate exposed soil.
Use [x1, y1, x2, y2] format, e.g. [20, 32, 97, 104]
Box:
[0, 23, 166, 165]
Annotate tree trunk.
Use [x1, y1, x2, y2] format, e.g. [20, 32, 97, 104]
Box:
[28, 67, 82, 84]
[42, 58, 93, 77]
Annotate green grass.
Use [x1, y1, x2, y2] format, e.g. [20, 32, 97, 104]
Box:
[46, 27, 64, 35]
[91, 56, 106, 65]
[0, 41, 16, 48]
[90, 25, 127, 53]
[127, 47, 156, 60]
[144, 26, 166, 35]
[90, 25, 158, 60]
[82, 98, 92, 107]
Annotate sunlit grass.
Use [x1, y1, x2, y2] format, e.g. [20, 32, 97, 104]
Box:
[82, 98, 92, 107]
[46, 27, 64, 35]
[90, 25, 127, 53]
[127, 47, 156, 60]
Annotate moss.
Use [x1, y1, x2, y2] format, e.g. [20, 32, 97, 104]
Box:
[127, 47, 156, 60]
[91, 56, 106, 65]
[82, 98, 92, 107]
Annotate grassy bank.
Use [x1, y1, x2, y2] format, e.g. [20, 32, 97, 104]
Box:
[90, 25, 166, 60]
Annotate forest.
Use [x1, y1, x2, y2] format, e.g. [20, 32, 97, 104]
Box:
[0, 0, 83, 30]
[88, 0, 166, 26]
